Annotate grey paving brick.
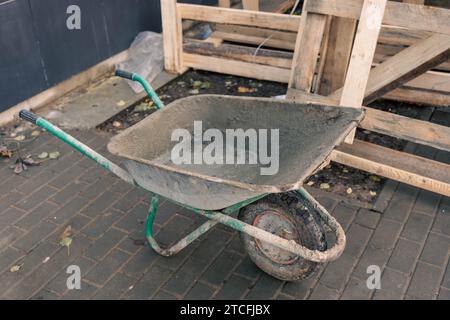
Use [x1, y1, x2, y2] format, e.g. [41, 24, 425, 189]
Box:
[152, 290, 178, 300]
[0, 207, 27, 233]
[113, 188, 149, 213]
[225, 233, 246, 255]
[81, 190, 117, 218]
[234, 256, 262, 280]
[387, 238, 421, 275]
[370, 218, 403, 250]
[85, 249, 131, 285]
[214, 274, 253, 300]
[45, 256, 96, 295]
[79, 175, 114, 199]
[51, 196, 88, 224]
[117, 227, 147, 254]
[309, 283, 339, 300]
[122, 247, 158, 278]
[383, 185, 417, 222]
[0, 191, 25, 214]
[201, 250, 241, 286]
[353, 245, 393, 280]
[354, 209, 381, 230]
[341, 277, 373, 300]
[31, 288, 60, 300]
[3, 235, 92, 299]
[50, 180, 88, 205]
[0, 247, 23, 274]
[15, 201, 58, 230]
[13, 221, 58, 252]
[84, 228, 127, 260]
[407, 262, 442, 300]
[438, 287, 450, 300]
[163, 230, 230, 296]
[124, 264, 173, 300]
[320, 254, 356, 291]
[61, 280, 98, 300]
[314, 195, 338, 212]
[114, 202, 148, 232]
[281, 271, 319, 300]
[331, 202, 358, 231]
[0, 241, 60, 296]
[401, 212, 434, 243]
[156, 239, 201, 271]
[344, 223, 372, 258]
[47, 214, 92, 245]
[154, 214, 196, 247]
[442, 263, 450, 289]
[420, 233, 450, 267]
[93, 272, 136, 300]
[432, 207, 450, 237]
[185, 282, 216, 300]
[245, 273, 283, 300]
[0, 226, 25, 250]
[15, 185, 58, 212]
[373, 268, 408, 300]
[49, 164, 86, 190]
[82, 209, 123, 239]
[413, 190, 442, 216]
[15, 170, 58, 196]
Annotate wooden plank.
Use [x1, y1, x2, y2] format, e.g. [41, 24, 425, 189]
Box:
[242, 0, 260, 11]
[178, 3, 301, 32]
[306, 0, 450, 36]
[339, 0, 387, 144]
[361, 108, 450, 152]
[384, 87, 450, 106]
[318, 17, 357, 95]
[331, 140, 450, 197]
[213, 25, 297, 50]
[333, 34, 450, 104]
[182, 53, 290, 82]
[161, 0, 183, 73]
[287, 88, 450, 150]
[183, 40, 293, 68]
[289, 12, 328, 90]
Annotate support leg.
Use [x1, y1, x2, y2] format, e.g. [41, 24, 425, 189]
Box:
[146, 196, 218, 257]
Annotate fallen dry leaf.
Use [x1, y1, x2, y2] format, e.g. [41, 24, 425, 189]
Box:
[10, 264, 23, 273]
[238, 87, 258, 93]
[320, 183, 331, 190]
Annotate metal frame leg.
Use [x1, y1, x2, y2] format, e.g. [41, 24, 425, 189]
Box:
[145, 195, 218, 257]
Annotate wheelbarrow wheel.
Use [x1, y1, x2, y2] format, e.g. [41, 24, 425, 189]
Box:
[238, 192, 327, 281]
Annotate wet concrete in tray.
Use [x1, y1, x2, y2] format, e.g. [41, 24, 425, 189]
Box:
[99, 70, 436, 205]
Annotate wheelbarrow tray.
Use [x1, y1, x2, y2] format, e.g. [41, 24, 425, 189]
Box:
[108, 95, 364, 210]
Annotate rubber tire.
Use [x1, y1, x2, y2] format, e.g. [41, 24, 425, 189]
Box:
[238, 192, 327, 281]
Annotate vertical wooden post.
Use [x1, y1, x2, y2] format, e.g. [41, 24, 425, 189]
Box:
[340, 0, 387, 144]
[161, 0, 183, 73]
[318, 17, 357, 96]
[242, 0, 259, 11]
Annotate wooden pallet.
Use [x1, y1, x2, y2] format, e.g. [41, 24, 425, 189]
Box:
[287, 0, 450, 196]
[160, 0, 450, 197]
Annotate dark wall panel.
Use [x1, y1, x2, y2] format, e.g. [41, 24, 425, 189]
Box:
[0, 0, 48, 110]
[0, 0, 216, 112]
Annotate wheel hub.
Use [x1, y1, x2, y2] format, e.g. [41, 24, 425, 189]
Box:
[253, 210, 300, 265]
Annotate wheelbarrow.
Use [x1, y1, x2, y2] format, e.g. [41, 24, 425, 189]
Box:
[19, 70, 364, 281]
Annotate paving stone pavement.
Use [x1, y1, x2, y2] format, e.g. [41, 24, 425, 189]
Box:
[0, 116, 449, 300]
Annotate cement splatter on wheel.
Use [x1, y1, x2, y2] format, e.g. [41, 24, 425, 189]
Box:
[238, 192, 327, 281]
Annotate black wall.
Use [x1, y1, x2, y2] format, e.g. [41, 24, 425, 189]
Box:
[0, 0, 215, 112]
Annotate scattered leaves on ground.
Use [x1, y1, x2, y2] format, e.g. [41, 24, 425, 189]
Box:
[238, 86, 258, 93]
[117, 100, 126, 107]
[0, 145, 13, 158]
[10, 264, 23, 273]
[38, 152, 49, 159]
[320, 183, 331, 190]
[31, 130, 41, 137]
[49, 151, 60, 159]
[14, 135, 25, 141]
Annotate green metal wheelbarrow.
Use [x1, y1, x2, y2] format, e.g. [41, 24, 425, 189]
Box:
[19, 70, 364, 281]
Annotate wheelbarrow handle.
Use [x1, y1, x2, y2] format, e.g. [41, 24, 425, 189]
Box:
[115, 69, 165, 110]
[19, 110, 136, 186]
